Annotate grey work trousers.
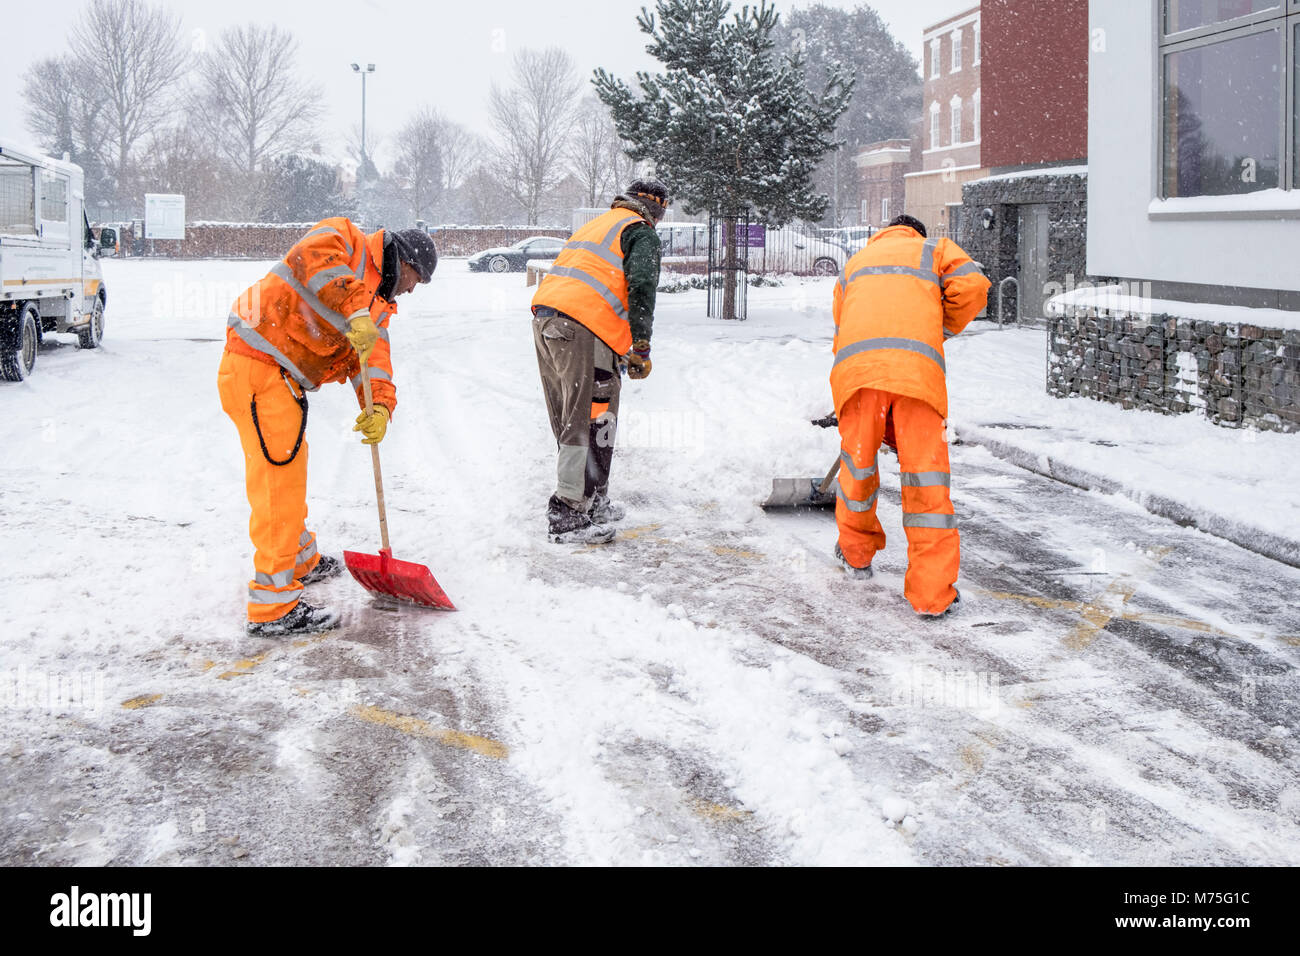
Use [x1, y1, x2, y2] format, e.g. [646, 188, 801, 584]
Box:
[532, 308, 621, 510]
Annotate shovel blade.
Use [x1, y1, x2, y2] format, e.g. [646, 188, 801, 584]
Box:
[343, 548, 456, 610]
[762, 477, 837, 511]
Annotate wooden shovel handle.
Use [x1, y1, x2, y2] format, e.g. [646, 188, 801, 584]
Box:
[360, 366, 391, 552]
[817, 456, 842, 495]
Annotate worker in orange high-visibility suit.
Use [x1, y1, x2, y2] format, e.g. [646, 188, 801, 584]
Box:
[218, 220, 437, 637]
[830, 214, 990, 617]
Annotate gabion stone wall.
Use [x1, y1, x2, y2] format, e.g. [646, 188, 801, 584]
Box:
[1049, 307, 1300, 433]
[959, 170, 1088, 323]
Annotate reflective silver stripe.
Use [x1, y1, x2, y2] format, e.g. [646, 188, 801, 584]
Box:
[300, 225, 353, 258]
[567, 240, 624, 270]
[376, 325, 390, 343]
[844, 265, 941, 288]
[299, 531, 312, 546]
[305, 264, 354, 295]
[547, 266, 629, 320]
[835, 482, 880, 513]
[365, 367, 392, 383]
[919, 238, 937, 274]
[297, 539, 318, 562]
[834, 337, 946, 372]
[839, 451, 878, 481]
[599, 214, 642, 247]
[255, 569, 295, 588]
[836, 278, 846, 298]
[903, 512, 958, 529]
[901, 471, 951, 488]
[945, 261, 984, 280]
[269, 263, 352, 334]
[248, 586, 299, 604]
[226, 312, 319, 391]
[354, 242, 367, 281]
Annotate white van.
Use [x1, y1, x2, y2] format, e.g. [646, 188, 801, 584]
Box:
[0, 141, 115, 381]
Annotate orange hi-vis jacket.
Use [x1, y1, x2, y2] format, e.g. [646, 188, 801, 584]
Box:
[225, 217, 398, 413]
[531, 207, 647, 356]
[831, 225, 990, 420]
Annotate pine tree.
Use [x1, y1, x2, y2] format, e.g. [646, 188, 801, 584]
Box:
[593, 0, 852, 225]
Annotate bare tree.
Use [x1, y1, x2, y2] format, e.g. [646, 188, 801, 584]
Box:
[488, 47, 581, 225]
[568, 98, 619, 207]
[70, 0, 187, 197]
[21, 55, 111, 195]
[439, 122, 484, 195]
[392, 107, 447, 222]
[190, 24, 323, 175]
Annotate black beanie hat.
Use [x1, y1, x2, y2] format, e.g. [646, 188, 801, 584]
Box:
[391, 229, 438, 283]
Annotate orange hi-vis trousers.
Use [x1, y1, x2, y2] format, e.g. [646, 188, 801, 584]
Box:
[836, 388, 959, 615]
[218, 350, 323, 623]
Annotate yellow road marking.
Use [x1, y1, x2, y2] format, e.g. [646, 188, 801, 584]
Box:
[686, 796, 752, 822]
[217, 651, 270, 680]
[711, 545, 764, 560]
[349, 704, 508, 759]
[616, 523, 665, 540]
[121, 694, 163, 710]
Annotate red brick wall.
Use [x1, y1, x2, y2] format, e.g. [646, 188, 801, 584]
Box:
[981, 0, 1089, 168]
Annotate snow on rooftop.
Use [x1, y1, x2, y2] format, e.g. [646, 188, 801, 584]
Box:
[969, 164, 1088, 186]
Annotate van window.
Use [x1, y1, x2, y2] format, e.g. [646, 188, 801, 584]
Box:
[0, 162, 36, 235]
[40, 170, 69, 238]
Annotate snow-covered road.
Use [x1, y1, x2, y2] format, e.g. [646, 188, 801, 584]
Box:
[2, 258, 1297, 865]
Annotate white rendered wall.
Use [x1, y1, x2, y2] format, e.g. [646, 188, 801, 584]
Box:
[1087, 0, 1300, 293]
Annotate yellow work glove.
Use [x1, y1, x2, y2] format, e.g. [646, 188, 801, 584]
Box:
[346, 313, 379, 364]
[625, 339, 652, 380]
[353, 405, 390, 445]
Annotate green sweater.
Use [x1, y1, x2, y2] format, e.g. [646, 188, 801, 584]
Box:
[613, 200, 662, 345]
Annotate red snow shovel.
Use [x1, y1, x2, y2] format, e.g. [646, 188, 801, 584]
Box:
[343, 367, 455, 610]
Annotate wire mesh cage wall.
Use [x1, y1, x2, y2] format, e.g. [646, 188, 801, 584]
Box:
[707, 209, 751, 321]
[0, 161, 36, 235]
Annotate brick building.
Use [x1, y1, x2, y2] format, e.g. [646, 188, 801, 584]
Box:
[855, 139, 911, 230]
[903, 5, 987, 236]
[956, 0, 1090, 323]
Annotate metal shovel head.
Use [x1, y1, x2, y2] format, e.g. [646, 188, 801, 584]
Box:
[343, 547, 456, 610]
[762, 477, 837, 511]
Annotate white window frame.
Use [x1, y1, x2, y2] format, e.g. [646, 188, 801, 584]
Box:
[881, 197, 890, 223]
[973, 89, 981, 143]
[930, 101, 941, 149]
[950, 95, 963, 145]
[974, 21, 981, 65]
[930, 38, 942, 79]
[951, 28, 963, 72]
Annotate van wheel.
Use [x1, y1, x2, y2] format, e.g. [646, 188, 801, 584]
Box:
[1, 304, 39, 382]
[77, 297, 105, 349]
[813, 257, 839, 277]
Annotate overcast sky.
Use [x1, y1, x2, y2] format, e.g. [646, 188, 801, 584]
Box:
[2, 0, 973, 166]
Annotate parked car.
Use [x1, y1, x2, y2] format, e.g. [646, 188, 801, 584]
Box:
[0, 140, 113, 381]
[823, 226, 876, 254]
[751, 225, 846, 276]
[467, 235, 567, 273]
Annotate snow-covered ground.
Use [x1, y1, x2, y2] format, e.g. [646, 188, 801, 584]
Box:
[2, 257, 1298, 865]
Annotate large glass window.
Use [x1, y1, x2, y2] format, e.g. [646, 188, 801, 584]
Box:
[1166, 0, 1280, 34]
[952, 29, 963, 72]
[1160, 2, 1299, 196]
[930, 102, 941, 149]
[951, 96, 963, 145]
[1163, 27, 1282, 196]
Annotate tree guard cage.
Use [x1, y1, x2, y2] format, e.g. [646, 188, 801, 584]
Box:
[707, 209, 750, 322]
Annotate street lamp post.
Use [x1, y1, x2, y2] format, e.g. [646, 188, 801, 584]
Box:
[350, 62, 376, 178]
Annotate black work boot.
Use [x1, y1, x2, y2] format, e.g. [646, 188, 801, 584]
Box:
[246, 600, 342, 637]
[548, 494, 615, 545]
[588, 491, 626, 524]
[299, 554, 344, 585]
